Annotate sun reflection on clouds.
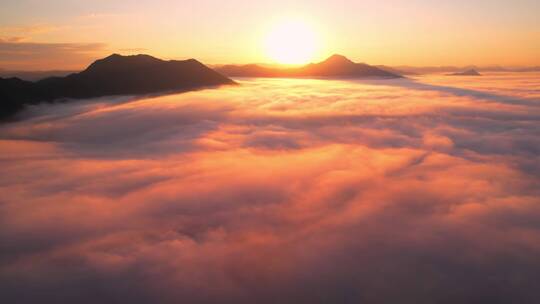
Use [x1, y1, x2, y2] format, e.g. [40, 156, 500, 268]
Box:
[1, 74, 540, 303]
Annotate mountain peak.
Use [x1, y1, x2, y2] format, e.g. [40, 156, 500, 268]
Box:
[322, 54, 355, 65]
[0, 54, 236, 118]
[96, 53, 162, 63]
[85, 53, 163, 73]
[215, 53, 402, 79]
[104, 53, 122, 60]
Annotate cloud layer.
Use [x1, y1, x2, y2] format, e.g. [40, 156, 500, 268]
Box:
[1, 74, 540, 303]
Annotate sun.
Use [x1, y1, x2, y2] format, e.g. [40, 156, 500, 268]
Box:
[264, 20, 319, 65]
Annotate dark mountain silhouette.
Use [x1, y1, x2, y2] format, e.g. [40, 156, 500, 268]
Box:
[216, 54, 402, 79]
[449, 69, 482, 76]
[0, 77, 39, 118]
[0, 54, 235, 119]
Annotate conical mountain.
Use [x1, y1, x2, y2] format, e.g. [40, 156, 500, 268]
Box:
[319, 54, 356, 66]
[216, 54, 402, 78]
[301, 54, 401, 78]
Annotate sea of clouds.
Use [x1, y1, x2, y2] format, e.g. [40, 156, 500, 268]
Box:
[1, 74, 540, 303]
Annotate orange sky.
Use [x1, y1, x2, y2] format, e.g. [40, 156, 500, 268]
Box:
[1, 0, 539, 70]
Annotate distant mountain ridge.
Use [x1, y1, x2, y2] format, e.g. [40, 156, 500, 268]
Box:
[0, 70, 76, 81]
[0, 54, 235, 119]
[3, 63, 539, 81]
[386, 65, 540, 74]
[449, 69, 482, 76]
[375, 65, 417, 76]
[216, 54, 402, 79]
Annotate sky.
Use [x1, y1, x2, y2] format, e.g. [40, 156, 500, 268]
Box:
[1, 74, 540, 303]
[1, 0, 539, 70]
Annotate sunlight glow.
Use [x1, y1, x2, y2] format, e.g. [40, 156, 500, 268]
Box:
[264, 20, 319, 65]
